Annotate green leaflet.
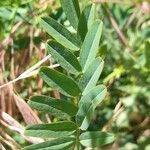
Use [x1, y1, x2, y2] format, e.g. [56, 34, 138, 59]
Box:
[78, 4, 95, 41]
[79, 57, 104, 95]
[23, 137, 75, 150]
[25, 121, 77, 138]
[47, 40, 82, 75]
[60, 0, 80, 30]
[39, 67, 81, 97]
[76, 85, 107, 130]
[29, 95, 78, 118]
[80, 131, 115, 148]
[79, 20, 103, 71]
[40, 16, 80, 51]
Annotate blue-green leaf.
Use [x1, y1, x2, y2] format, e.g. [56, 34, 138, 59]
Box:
[40, 16, 80, 51]
[76, 85, 107, 130]
[79, 57, 104, 95]
[79, 20, 103, 71]
[60, 0, 80, 30]
[47, 40, 82, 75]
[39, 67, 81, 97]
[78, 4, 95, 41]
[80, 131, 115, 148]
[23, 137, 75, 150]
[29, 95, 78, 118]
[25, 121, 77, 138]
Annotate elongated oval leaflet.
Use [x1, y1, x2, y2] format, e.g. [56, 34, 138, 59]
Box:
[76, 85, 107, 130]
[79, 85, 107, 107]
[29, 95, 78, 118]
[78, 4, 95, 41]
[40, 16, 80, 51]
[47, 40, 82, 75]
[25, 121, 77, 138]
[23, 137, 75, 150]
[79, 20, 103, 71]
[79, 57, 104, 95]
[60, 0, 80, 30]
[80, 131, 115, 148]
[39, 67, 81, 97]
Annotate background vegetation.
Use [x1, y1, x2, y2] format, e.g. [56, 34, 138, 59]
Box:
[0, 0, 150, 149]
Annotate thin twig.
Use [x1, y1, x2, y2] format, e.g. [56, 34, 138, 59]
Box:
[0, 135, 18, 150]
[0, 54, 59, 89]
[0, 128, 21, 149]
[102, 4, 131, 50]
[19, 54, 51, 78]
[125, 8, 138, 29]
[102, 100, 124, 131]
[0, 143, 6, 150]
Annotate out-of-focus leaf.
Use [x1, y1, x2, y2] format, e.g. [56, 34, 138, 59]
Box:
[29, 95, 78, 118]
[47, 40, 82, 75]
[23, 137, 75, 150]
[25, 121, 77, 138]
[79, 57, 104, 95]
[80, 131, 115, 148]
[0, 7, 12, 20]
[76, 85, 107, 130]
[0, 111, 44, 144]
[13, 94, 41, 125]
[40, 16, 80, 51]
[78, 4, 95, 41]
[79, 20, 103, 71]
[13, 37, 30, 50]
[60, 0, 80, 30]
[39, 67, 81, 97]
